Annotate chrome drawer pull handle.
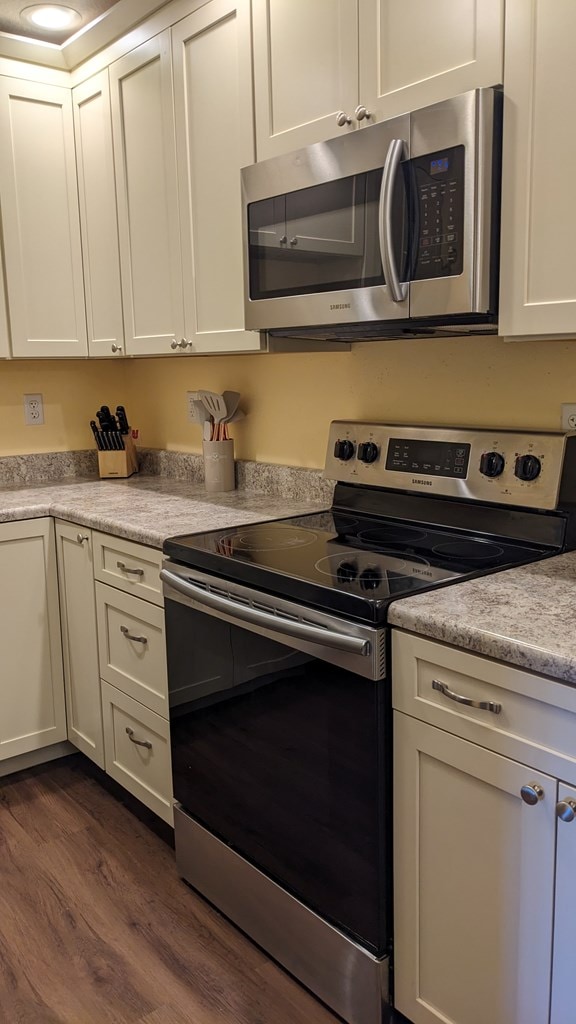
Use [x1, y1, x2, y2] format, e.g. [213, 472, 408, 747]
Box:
[117, 560, 144, 576]
[125, 727, 152, 750]
[432, 679, 502, 715]
[120, 625, 148, 644]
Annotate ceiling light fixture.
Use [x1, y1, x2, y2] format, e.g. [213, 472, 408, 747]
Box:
[21, 5, 82, 32]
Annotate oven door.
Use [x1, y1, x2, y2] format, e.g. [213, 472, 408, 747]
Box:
[161, 563, 390, 955]
[241, 114, 410, 332]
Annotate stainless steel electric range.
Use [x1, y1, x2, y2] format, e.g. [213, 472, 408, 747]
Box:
[161, 423, 576, 1024]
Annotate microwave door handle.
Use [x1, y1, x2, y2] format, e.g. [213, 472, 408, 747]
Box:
[379, 138, 408, 303]
[160, 569, 370, 658]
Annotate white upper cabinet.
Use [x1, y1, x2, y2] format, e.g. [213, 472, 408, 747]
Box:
[253, 0, 503, 160]
[359, 0, 504, 123]
[109, 32, 185, 356]
[73, 70, 124, 358]
[500, 0, 576, 338]
[172, 0, 262, 353]
[0, 78, 87, 357]
[252, 0, 359, 159]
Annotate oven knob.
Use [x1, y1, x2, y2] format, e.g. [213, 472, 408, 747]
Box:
[358, 441, 380, 464]
[336, 560, 358, 583]
[359, 566, 382, 591]
[334, 439, 355, 461]
[479, 451, 505, 478]
[515, 454, 542, 482]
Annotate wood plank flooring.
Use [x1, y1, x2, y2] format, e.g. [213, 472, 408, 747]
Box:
[0, 755, 341, 1024]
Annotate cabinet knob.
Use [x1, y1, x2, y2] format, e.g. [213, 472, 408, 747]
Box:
[556, 799, 576, 822]
[336, 111, 352, 127]
[279, 235, 288, 245]
[76, 533, 89, 544]
[520, 783, 545, 806]
[111, 343, 122, 354]
[178, 338, 192, 349]
[289, 237, 298, 246]
[355, 104, 372, 122]
[170, 339, 179, 349]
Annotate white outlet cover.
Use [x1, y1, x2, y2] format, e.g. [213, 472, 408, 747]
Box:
[561, 403, 576, 430]
[24, 393, 44, 425]
[187, 391, 201, 423]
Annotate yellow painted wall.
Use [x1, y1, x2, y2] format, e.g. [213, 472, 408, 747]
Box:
[3, 337, 576, 466]
[126, 337, 576, 469]
[0, 360, 128, 456]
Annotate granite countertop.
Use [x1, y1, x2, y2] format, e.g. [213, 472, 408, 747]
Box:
[388, 551, 576, 685]
[0, 475, 329, 548]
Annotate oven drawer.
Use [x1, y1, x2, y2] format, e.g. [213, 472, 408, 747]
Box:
[102, 682, 173, 825]
[93, 532, 163, 606]
[392, 631, 576, 782]
[96, 582, 168, 718]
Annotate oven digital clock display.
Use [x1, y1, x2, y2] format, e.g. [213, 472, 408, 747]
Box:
[386, 438, 471, 478]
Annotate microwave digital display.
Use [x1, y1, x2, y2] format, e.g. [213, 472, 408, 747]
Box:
[430, 156, 449, 175]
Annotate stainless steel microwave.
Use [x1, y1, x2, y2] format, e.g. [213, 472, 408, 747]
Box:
[241, 88, 502, 342]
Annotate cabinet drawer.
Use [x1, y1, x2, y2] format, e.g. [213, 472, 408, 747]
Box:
[392, 631, 576, 784]
[102, 682, 173, 825]
[93, 531, 163, 605]
[96, 582, 168, 718]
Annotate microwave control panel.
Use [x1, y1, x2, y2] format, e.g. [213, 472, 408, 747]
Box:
[412, 145, 465, 280]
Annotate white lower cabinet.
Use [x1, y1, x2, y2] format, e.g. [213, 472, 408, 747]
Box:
[393, 630, 576, 1024]
[393, 713, 555, 1024]
[55, 521, 104, 768]
[0, 519, 66, 759]
[102, 682, 173, 825]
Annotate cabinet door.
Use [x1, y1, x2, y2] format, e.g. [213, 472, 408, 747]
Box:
[172, 0, 262, 353]
[0, 79, 87, 357]
[55, 522, 104, 768]
[394, 712, 555, 1024]
[73, 71, 124, 359]
[110, 32, 185, 355]
[252, 0, 359, 159]
[500, 0, 576, 337]
[0, 520, 66, 759]
[550, 781, 576, 1024]
[359, 0, 503, 123]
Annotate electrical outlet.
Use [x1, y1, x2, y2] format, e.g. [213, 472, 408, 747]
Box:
[24, 393, 44, 425]
[561, 404, 576, 430]
[187, 391, 201, 422]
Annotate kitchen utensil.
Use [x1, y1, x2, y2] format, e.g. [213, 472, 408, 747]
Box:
[116, 406, 130, 434]
[222, 391, 241, 422]
[90, 420, 103, 451]
[203, 421, 212, 441]
[198, 391, 227, 428]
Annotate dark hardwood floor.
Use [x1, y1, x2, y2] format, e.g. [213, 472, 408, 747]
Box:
[0, 755, 341, 1024]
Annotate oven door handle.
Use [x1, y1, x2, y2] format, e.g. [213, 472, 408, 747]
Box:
[379, 137, 408, 303]
[160, 569, 371, 657]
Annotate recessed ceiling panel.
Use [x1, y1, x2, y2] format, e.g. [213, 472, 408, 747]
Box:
[0, 0, 120, 44]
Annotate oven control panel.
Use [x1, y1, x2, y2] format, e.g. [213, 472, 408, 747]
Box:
[325, 422, 574, 511]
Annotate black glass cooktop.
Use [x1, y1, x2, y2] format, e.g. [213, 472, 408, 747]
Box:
[164, 510, 549, 624]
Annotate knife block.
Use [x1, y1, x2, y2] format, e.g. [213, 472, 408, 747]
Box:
[97, 436, 139, 479]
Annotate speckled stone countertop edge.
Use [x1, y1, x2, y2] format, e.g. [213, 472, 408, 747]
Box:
[387, 552, 576, 687]
[0, 476, 330, 549]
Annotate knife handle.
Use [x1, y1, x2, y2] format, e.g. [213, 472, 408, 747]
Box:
[90, 420, 103, 451]
[116, 405, 130, 434]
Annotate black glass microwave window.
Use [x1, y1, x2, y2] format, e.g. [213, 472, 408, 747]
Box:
[247, 168, 408, 301]
[410, 144, 465, 281]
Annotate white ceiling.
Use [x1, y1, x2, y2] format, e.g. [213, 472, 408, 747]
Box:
[0, 0, 120, 45]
